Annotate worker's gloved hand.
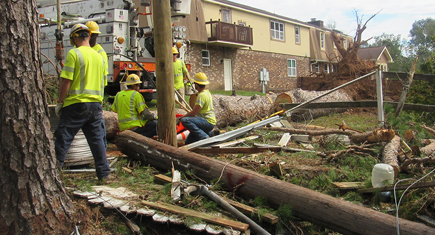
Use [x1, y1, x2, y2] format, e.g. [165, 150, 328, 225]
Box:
[176, 117, 182, 125]
[55, 103, 63, 118]
[141, 109, 156, 121]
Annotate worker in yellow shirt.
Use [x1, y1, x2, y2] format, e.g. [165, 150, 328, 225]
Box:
[86, 21, 109, 75]
[111, 74, 157, 138]
[54, 23, 110, 182]
[86, 21, 109, 148]
[173, 47, 191, 102]
[179, 72, 217, 144]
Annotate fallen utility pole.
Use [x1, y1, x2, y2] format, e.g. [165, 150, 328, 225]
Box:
[116, 131, 435, 235]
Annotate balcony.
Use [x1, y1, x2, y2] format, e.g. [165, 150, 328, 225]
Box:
[206, 20, 253, 47]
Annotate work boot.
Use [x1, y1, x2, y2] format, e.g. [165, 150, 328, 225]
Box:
[208, 127, 220, 137]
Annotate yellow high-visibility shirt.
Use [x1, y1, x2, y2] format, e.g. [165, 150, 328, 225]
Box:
[196, 89, 216, 125]
[60, 46, 107, 107]
[92, 43, 109, 75]
[111, 89, 148, 131]
[173, 59, 188, 90]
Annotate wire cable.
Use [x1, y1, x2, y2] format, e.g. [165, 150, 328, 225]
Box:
[394, 167, 435, 235]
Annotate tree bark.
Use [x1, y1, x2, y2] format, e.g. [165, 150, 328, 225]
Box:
[395, 56, 418, 117]
[382, 135, 401, 175]
[351, 129, 396, 144]
[0, 0, 75, 234]
[212, 94, 277, 128]
[103, 111, 120, 139]
[115, 131, 435, 235]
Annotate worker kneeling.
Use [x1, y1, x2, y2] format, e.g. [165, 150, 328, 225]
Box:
[179, 72, 216, 144]
[111, 74, 157, 138]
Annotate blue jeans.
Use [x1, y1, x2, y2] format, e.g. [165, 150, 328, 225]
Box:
[133, 120, 158, 138]
[55, 102, 111, 180]
[181, 117, 215, 144]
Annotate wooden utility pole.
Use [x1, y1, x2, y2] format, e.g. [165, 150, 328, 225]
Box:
[153, 0, 177, 146]
[116, 131, 435, 235]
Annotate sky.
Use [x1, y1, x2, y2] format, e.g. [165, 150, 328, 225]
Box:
[230, 0, 435, 42]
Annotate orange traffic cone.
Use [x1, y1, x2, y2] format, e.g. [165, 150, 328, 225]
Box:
[177, 130, 190, 141]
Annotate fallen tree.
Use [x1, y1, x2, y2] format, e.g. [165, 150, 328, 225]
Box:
[212, 93, 277, 128]
[115, 130, 435, 235]
[274, 89, 353, 121]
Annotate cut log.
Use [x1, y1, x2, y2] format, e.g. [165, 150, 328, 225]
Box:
[421, 141, 435, 156]
[115, 131, 435, 235]
[382, 135, 401, 176]
[103, 110, 120, 139]
[351, 129, 396, 144]
[212, 94, 277, 128]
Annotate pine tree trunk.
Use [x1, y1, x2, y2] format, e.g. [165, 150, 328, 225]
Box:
[0, 1, 75, 234]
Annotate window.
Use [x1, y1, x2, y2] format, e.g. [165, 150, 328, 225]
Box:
[202, 50, 210, 66]
[222, 8, 231, 23]
[287, 59, 296, 77]
[271, 20, 284, 41]
[343, 39, 347, 49]
[295, 26, 300, 44]
[324, 64, 330, 73]
[312, 63, 319, 73]
[320, 32, 325, 49]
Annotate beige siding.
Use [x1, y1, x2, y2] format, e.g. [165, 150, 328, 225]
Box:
[203, 1, 310, 57]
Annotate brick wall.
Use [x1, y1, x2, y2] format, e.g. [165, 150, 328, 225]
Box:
[187, 43, 310, 92]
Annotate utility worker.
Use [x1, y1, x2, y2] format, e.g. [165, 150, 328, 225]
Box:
[86, 20, 109, 148]
[179, 72, 217, 144]
[85, 21, 109, 75]
[111, 74, 157, 138]
[54, 23, 110, 182]
[173, 46, 191, 102]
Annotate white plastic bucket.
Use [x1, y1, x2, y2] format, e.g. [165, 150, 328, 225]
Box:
[371, 163, 395, 188]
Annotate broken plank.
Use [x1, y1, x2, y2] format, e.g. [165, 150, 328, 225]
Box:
[278, 133, 291, 147]
[154, 174, 172, 185]
[191, 146, 282, 154]
[225, 200, 279, 224]
[357, 181, 435, 194]
[212, 135, 259, 148]
[141, 200, 249, 231]
[332, 182, 365, 190]
[254, 143, 319, 153]
[153, 174, 278, 224]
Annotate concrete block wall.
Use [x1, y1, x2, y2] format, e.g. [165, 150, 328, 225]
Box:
[187, 43, 310, 92]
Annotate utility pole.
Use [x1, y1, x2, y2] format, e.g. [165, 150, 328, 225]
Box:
[153, 0, 177, 146]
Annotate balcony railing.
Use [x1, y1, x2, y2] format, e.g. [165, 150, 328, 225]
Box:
[206, 20, 253, 46]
